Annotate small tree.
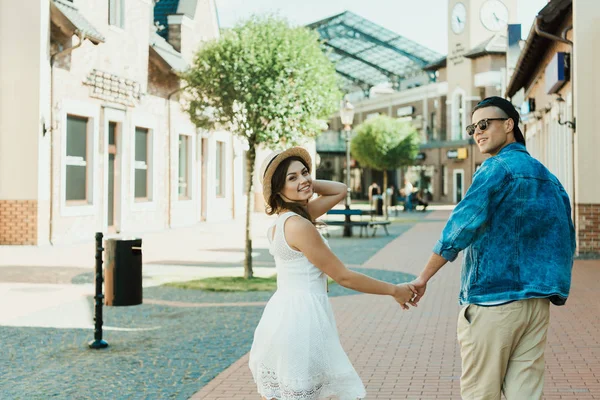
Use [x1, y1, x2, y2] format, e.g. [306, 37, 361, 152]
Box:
[183, 16, 340, 279]
[351, 115, 420, 215]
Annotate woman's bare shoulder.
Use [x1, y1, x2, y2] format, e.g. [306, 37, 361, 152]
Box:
[284, 214, 316, 233]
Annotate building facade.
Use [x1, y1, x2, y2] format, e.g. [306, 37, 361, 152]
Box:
[0, 0, 248, 245]
[506, 0, 599, 256]
[315, 1, 518, 203]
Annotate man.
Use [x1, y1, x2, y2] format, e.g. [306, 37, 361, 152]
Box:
[368, 181, 380, 203]
[410, 97, 575, 399]
[403, 178, 413, 212]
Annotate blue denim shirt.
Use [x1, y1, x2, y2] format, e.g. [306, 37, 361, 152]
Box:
[434, 143, 575, 306]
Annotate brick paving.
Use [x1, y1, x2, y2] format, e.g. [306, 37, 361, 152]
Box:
[192, 210, 600, 400]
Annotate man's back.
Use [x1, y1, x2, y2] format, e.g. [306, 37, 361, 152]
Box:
[434, 143, 575, 305]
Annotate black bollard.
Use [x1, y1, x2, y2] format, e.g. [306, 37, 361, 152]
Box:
[89, 232, 108, 349]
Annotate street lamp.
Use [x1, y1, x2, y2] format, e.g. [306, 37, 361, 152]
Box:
[340, 98, 355, 237]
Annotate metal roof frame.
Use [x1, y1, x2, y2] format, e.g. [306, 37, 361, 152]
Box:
[308, 11, 441, 94]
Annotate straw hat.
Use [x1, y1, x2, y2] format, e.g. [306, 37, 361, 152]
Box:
[259, 146, 312, 203]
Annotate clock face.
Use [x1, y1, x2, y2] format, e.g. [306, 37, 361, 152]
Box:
[451, 2, 467, 35]
[480, 0, 509, 32]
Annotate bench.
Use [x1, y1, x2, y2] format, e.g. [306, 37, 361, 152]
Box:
[368, 220, 390, 236]
[321, 209, 389, 237]
[321, 220, 369, 237]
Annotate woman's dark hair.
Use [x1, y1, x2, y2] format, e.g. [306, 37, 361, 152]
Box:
[266, 156, 314, 224]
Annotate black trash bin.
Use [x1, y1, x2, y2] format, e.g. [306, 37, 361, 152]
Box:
[104, 238, 143, 306]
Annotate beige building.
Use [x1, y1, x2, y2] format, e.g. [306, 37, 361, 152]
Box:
[506, 0, 599, 255]
[0, 0, 250, 245]
[316, 1, 517, 203]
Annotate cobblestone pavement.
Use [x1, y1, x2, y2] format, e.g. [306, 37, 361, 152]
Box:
[194, 211, 600, 400]
[0, 211, 424, 399]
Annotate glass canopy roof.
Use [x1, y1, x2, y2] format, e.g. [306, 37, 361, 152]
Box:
[308, 11, 442, 94]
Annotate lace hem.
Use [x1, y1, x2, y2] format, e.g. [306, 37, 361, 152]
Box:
[256, 364, 365, 400]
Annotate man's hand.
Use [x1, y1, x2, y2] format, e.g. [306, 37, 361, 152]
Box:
[393, 284, 417, 310]
[409, 276, 427, 305]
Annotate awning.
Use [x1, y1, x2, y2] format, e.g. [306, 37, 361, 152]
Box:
[50, 0, 105, 44]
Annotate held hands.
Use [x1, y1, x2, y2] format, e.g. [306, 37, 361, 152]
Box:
[409, 276, 427, 305]
[393, 283, 419, 310]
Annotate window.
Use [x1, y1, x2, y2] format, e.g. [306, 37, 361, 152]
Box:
[429, 112, 436, 141]
[109, 0, 125, 28]
[456, 94, 464, 140]
[134, 127, 149, 200]
[442, 165, 448, 196]
[216, 141, 226, 197]
[178, 135, 190, 199]
[66, 116, 91, 203]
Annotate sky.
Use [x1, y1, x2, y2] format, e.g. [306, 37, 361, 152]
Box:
[214, 0, 549, 55]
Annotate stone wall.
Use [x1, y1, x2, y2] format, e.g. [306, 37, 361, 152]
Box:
[578, 203, 600, 255]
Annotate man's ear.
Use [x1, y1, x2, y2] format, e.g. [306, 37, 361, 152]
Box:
[505, 118, 515, 133]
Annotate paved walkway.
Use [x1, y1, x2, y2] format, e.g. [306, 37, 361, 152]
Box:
[0, 206, 414, 330]
[193, 210, 600, 400]
[0, 213, 279, 329]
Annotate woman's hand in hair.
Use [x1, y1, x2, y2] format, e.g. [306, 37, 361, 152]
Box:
[307, 180, 347, 220]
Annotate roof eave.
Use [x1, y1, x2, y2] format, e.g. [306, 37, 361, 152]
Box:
[149, 46, 179, 75]
[50, 0, 105, 44]
[463, 50, 506, 59]
[505, 0, 572, 98]
[422, 57, 447, 71]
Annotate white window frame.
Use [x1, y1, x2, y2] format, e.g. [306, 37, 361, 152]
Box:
[442, 165, 448, 196]
[451, 87, 467, 141]
[60, 100, 99, 217]
[130, 114, 156, 211]
[103, 107, 126, 232]
[133, 127, 151, 202]
[453, 168, 465, 204]
[178, 133, 193, 201]
[108, 0, 125, 29]
[215, 140, 226, 198]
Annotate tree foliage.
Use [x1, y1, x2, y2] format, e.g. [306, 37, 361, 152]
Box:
[183, 15, 341, 145]
[351, 115, 420, 172]
[351, 115, 420, 216]
[182, 15, 341, 278]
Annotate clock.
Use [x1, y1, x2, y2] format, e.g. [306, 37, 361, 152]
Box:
[480, 0, 509, 32]
[451, 2, 467, 35]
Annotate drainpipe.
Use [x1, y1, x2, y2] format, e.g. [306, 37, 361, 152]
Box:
[48, 31, 86, 245]
[166, 85, 187, 228]
[534, 16, 577, 243]
[535, 16, 572, 45]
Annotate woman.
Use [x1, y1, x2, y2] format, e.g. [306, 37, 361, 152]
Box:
[249, 147, 416, 400]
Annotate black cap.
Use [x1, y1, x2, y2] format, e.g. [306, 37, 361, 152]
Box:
[472, 96, 525, 145]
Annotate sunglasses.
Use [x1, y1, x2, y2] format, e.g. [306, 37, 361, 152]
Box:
[466, 118, 509, 136]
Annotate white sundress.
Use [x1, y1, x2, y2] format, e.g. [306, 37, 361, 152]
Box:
[249, 211, 366, 400]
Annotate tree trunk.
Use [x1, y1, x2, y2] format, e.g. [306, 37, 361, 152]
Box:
[383, 170, 388, 219]
[244, 145, 256, 279]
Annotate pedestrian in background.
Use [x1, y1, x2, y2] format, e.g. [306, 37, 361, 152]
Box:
[403, 178, 413, 212]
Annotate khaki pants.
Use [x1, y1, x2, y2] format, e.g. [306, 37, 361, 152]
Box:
[457, 298, 550, 400]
